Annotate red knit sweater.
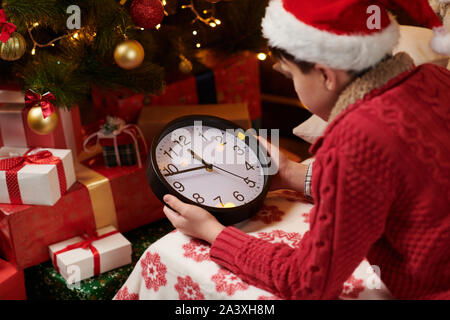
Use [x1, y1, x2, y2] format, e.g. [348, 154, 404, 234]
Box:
[210, 56, 450, 300]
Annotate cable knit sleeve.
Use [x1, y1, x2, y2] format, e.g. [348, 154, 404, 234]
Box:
[210, 117, 398, 299]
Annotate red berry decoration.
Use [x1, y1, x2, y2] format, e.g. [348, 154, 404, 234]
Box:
[130, 0, 164, 29]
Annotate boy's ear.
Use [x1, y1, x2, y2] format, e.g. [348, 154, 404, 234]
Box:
[315, 63, 337, 91]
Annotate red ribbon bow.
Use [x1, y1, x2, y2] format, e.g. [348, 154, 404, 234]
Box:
[0, 148, 67, 204]
[25, 89, 56, 119]
[0, 9, 16, 43]
[0, 149, 54, 171]
[52, 230, 119, 276]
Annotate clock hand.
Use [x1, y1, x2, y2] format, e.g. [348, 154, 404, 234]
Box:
[163, 165, 208, 177]
[188, 149, 251, 182]
[210, 164, 247, 181]
[188, 149, 213, 171]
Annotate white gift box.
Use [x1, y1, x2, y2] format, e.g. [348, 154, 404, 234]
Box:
[0, 146, 76, 205]
[48, 225, 132, 283]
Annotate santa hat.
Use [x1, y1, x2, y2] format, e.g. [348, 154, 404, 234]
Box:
[262, 0, 450, 71]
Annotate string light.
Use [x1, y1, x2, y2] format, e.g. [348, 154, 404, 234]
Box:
[196, 43, 201, 48]
[27, 23, 84, 56]
[192, 30, 198, 35]
[257, 53, 267, 61]
[156, 24, 161, 30]
[182, 0, 221, 28]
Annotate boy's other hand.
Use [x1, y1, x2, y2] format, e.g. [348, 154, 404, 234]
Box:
[163, 194, 225, 244]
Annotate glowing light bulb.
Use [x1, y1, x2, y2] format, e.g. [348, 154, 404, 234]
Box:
[215, 19, 221, 25]
[196, 43, 201, 48]
[33, 22, 39, 27]
[257, 53, 267, 61]
[31, 48, 36, 55]
[73, 32, 79, 39]
[192, 30, 198, 36]
[209, 22, 216, 28]
[162, 0, 167, 5]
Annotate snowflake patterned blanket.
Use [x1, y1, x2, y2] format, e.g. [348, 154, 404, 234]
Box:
[114, 190, 394, 300]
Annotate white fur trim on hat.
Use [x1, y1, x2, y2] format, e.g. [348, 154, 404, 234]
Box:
[262, 0, 400, 71]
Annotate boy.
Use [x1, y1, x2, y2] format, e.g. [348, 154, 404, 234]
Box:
[163, 0, 450, 299]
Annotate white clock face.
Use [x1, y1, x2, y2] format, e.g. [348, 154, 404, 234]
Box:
[155, 124, 266, 208]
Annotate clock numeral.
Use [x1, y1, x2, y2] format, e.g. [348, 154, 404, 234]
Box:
[245, 161, 255, 171]
[199, 132, 209, 142]
[164, 147, 179, 159]
[215, 135, 227, 145]
[243, 177, 256, 188]
[193, 193, 205, 204]
[173, 181, 185, 192]
[233, 145, 245, 156]
[233, 191, 245, 202]
[162, 164, 178, 176]
[213, 195, 224, 207]
[173, 135, 191, 147]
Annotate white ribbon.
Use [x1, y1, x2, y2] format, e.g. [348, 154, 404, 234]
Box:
[83, 124, 148, 168]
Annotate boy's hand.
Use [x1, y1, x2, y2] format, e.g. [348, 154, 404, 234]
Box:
[163, 194, 225, 244]
[257, 136, 293, 191]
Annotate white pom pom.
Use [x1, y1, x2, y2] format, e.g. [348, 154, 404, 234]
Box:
[431, 26, 450, 56]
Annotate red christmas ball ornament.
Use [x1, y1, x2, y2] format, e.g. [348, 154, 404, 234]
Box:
[130, 0, 165, 29]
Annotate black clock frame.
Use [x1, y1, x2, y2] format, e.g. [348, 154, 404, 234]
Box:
[146, 115, 272, 226]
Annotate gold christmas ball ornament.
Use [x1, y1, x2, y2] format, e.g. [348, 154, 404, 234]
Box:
[179, 59, 193, 74]
[27, 105, 59, 135]
[0, 32, 27, 61]
[113, 40, 145, 70]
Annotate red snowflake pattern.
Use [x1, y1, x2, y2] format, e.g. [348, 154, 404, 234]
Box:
[256, 229, 303, 248]
[341, 275, 365, 299]
[182, 238, 211, 262]
[258, 295, 282, 300]
[174, 276, 205, 300]
[302, 212, 310, 223]
[211, 268, 249, 296]
[140, 251, 167, 292]
[251, 205, 285, 224]
[280, 190, 306, 202]
[115, 286, 139, 300]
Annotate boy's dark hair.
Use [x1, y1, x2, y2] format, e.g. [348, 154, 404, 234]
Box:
[270, 46, 316, 74]
[269, 46, 365, 78]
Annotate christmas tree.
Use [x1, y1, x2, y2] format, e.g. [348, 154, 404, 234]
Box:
[0, 0, 269, 110]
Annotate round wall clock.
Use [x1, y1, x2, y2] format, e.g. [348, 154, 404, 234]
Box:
[146, 115, 272, 225]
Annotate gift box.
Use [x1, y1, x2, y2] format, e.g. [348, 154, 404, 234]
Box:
[83, 117, 147, 168]
[49, 225, 132, 283]
[91, 52, 261, 130]
[0, 146, 76, 206]
[25, 219, 173, 300]
[0, 101, 83, 157]
[0, 259, 27, 300]
[137, 103, 251, 146]
[150, 51, 262, 122]
[0, 155, 164, 270]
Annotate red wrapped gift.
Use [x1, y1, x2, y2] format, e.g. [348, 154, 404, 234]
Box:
[0, 259, 26, 300]
[150, 51, 262, 121]
[0, 95, 83, 157]
[0, 154, 164, 270]
[91, 85, 145, 125]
